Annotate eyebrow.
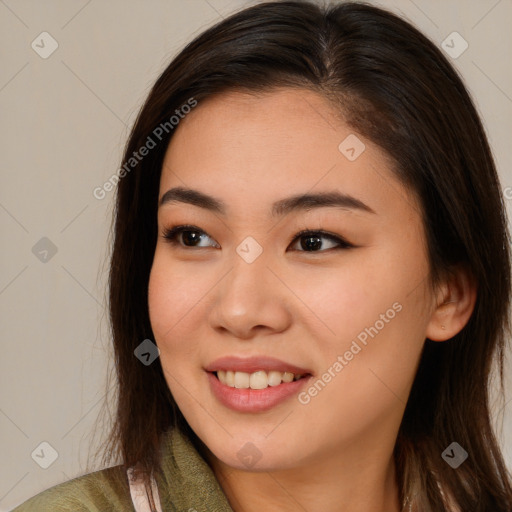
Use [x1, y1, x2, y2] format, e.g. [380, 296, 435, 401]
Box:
[159, 186, 376, 216]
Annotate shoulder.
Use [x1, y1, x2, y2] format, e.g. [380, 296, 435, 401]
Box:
[11, 465, 134, 512]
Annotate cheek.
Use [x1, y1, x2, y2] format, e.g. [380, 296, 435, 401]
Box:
[300, 240, 431, 382]
[292, 253, 422, 347]
[336, 270, 429, 406]
[296, 287, 426, 444]
[147, 252, 208, 359]
[147, 252, 213, 416]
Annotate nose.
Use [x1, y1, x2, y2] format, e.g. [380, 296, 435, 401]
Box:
[209, 249, 292, 340]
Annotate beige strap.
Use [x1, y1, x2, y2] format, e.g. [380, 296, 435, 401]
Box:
[127, 467, 163, 512]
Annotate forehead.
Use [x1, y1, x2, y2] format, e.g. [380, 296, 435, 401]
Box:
[159, 88, 420, 222]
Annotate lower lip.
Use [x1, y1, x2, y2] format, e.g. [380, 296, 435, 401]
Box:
[207, 371, 312, 413]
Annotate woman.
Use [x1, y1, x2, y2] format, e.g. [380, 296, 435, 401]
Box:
[13, 1, 512, 511]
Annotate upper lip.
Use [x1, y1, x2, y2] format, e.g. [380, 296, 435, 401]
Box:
[204, 356, 313, 375]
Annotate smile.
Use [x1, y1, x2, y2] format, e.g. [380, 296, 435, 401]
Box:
[207, 371, 312, 413]
[215, 370, 306, 389]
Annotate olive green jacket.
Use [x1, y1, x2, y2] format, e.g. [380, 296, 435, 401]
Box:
[11, 428, 234, 511]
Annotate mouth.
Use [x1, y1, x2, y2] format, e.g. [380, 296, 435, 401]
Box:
[211, 369, 311, 390]
[206, 369, 313, 413]
[204, 356, 314, 412]
[210, 370, 311, 389]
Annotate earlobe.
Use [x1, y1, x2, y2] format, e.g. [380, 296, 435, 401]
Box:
[425, 266, 477, 342]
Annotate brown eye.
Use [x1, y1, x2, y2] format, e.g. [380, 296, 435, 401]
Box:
[162, 225, 219, 248]
[289, 230, 353, 252]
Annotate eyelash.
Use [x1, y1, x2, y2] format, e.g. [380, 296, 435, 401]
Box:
[161, 224, 354, 252]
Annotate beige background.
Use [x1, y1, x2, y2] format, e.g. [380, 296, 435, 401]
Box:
[1, 0, 511, 509]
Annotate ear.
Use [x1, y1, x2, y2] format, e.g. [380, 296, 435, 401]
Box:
[425, 264, 477, 342]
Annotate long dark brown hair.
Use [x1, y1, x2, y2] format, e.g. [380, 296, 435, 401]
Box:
[93, 1, 512, 510]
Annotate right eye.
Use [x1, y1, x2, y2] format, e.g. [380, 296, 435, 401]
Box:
[162, 224, 220, 248]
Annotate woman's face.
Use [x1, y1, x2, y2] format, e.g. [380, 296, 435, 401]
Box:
[148, 88, 436, 472]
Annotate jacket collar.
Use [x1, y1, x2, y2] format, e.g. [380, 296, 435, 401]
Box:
[156, 427, 234, 511]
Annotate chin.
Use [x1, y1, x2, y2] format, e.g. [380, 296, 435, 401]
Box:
[198, 430, 305, 472]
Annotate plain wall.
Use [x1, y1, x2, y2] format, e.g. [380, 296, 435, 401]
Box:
[1, 0, 511, 509]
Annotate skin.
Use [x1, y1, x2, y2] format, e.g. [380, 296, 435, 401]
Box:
[148, 88, 476, 512]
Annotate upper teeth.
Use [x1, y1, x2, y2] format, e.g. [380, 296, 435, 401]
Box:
[216, 370, 304, 389]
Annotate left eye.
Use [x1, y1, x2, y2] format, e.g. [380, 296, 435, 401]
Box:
[289, 230, 352, 252]
[162, 225, 353, 252]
